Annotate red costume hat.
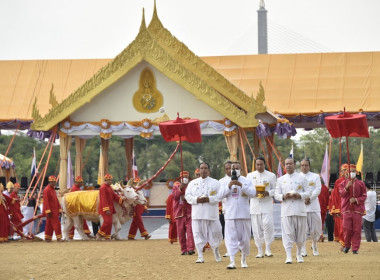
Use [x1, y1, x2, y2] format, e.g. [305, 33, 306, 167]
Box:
[48, 175, 57, 182]
[13, 183, 21, 189]
[104, 174, 113, 180]
[75, 176, 84, 182]
[133, 176, 141, 183]
[341, 164, 349, 170]
[180, 171, 189, 177]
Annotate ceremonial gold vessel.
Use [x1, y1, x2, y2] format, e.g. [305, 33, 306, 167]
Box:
[255, 185, 266, 198]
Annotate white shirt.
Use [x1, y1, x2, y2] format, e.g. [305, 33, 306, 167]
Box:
[363, 190, 377, 222]
[218, 176, 256, 220]
[219, 175, 230, 214]
[185, 176, 221, 221]
[274, 172, 311, 217]
[247, 170, 277, 214]
[301, 171, 322, 212]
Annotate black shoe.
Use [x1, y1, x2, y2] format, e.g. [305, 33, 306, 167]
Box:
[352, 251, 358, 254]
[188, 250, 195, 255]
[343, 247, 350, 254]
[181, 251, 188, 255]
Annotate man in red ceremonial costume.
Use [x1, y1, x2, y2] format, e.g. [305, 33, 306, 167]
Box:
[339, 164, 367, 254]
[69, 176, 92, 239]
[172, 171, 195, 255]
[328, 164, 347, 249]
[165, 193, 177, 244]
[9, 183, 24, 239]
[318, 178, 330, 242]
[43, 175, 63, 242]
[0, 183, 12, 243]
[128, 177, 151, 240]
[96, 173, 124, 240]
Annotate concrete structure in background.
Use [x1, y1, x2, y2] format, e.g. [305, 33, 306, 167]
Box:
[258, 0, 268, 54]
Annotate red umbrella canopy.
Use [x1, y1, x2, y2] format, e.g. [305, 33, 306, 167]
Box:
[325, 111, 369, 138]
[159, 115, 202, 143]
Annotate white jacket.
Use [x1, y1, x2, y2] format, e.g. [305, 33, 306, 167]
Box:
[301, 171, 322, 212]
[274, 172, 311, 217]
[363, 190, 377, 222]
[247, 170, 277, 214]
[218, 176, 256, 220]
[185, 176, 221, 221]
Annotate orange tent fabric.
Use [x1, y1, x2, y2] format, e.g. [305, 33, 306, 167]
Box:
[202, 52, 380, 116]
[0, 59, 109, 120]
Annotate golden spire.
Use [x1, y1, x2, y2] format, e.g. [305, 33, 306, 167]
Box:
[148, 0, 164, 32]
[139, 8, 146, 32]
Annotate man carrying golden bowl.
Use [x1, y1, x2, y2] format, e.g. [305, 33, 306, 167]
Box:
[247, 157, 277, 258]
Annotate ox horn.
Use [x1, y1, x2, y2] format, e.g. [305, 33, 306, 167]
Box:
[126, 178, 134, 187]
[119, 180, 127, 189]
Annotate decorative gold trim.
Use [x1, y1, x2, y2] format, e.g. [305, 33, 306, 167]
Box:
[32, 97, 42, 124]
[49, 84, 58, 108]
[247, 82, 267, 121]
[31, 5, 267, 130]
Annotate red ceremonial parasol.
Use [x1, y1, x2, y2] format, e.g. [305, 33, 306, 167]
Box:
[159, 113, 202, 177]
[325, 109, 369, 207]
[325, 109, 369, 164]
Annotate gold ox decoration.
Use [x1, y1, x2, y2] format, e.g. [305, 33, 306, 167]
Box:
[133, 67, 163, 113]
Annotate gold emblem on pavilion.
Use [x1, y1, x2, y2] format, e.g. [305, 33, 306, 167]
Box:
[133, 67, 163, 113]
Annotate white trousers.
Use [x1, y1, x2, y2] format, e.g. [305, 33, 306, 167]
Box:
[306, 211, 322, 242]
[23, 207, 35, 235]
[251, 213, 274, 251]
[225, 219, 251, 258]
[192, 219, 223, 256]
[281, 216, 307, 253]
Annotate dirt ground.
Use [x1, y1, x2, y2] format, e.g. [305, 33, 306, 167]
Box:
[1, 238, 379, 280]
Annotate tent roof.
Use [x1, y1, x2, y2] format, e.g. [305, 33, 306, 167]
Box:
[202, 52, 380, 116]
[2, 51, 379, 126]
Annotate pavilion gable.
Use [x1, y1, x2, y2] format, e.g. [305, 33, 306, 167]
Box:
[31, 8, 270, 132]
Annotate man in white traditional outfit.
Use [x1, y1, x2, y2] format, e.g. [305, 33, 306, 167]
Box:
[275, 157, 311, 264]
[300, 158, 322, 257]
[218, 162, 256, 269]
[219, 161, 232, 257]
[185, 162, 223, 263]
[247, 157, 277, 258]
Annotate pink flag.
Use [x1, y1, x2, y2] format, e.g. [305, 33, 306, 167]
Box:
[320, 144, 329, 185]
[277, 160, 283, 178]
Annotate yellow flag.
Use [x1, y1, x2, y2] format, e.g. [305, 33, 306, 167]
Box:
[97, 146, 103, 185]
[356, 142, 363, 173]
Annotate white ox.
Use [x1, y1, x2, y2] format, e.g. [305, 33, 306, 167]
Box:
[61, 182, 147, 240]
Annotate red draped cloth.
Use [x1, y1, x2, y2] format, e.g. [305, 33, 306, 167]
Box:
[325, 111, 369, 138]
[328, 178, 345, 246]
[159, 118, 201, 143]
[318, 184, 330, 232]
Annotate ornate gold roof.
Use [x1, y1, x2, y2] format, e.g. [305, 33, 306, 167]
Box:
[31, 5, 267, 131]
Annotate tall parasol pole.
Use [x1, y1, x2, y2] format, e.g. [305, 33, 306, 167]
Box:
[179, 136, 184, 179]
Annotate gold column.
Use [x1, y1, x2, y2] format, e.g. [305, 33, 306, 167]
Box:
[101, 138, 109, 175]
[75, 137, 86, 177]
[59, 134, 72, 191]
[224, 133, 239, 162]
